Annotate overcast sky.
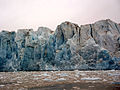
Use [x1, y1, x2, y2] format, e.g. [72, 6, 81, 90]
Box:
[0, 0, 120, 31]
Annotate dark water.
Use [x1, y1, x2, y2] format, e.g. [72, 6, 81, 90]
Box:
[29, 82, 120, 90]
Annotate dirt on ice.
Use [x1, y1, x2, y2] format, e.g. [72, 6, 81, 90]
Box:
[0, 70, 120, 90]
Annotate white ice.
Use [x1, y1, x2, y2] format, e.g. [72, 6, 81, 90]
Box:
[81, 77, 101, 81]
[56, 73, 68, 77]
[42, 73, 51, 76]
[43, 78, 53, 81]
[0, 85, 5, 87]
[56, 78, 66, 81]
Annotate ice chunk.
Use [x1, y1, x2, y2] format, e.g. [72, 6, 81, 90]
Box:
[75, 74, 79, 77]
[41, 73, 50, 76]
[0, 85, 5, 87]
[43, 78, 53, 81]
[108, 73, 120, 76]
[33, 74, 42, 77]
[103, 79, 107, 81]
[56, 73, 68, 77]
[80, 73, 86, 76]
[33, 78, 40, 80]
[0, 77, 3, 79]
[81, 77, 101, 81]
[56, 78, 66, 81]
[17, 81, 22, 84]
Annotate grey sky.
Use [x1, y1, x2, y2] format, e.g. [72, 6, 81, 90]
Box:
[0, 0, 120, 31]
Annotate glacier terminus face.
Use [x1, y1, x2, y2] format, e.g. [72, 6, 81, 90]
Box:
[0, 19, 120, 71]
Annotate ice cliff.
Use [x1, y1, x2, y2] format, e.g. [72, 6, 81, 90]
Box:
[0, 19, 120, 71]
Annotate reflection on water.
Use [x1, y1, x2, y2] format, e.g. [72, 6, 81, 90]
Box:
[29, 82, 120, 90]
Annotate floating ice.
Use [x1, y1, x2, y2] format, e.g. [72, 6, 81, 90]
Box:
[108, 73, 120, 76]
[0, 77, 3, 79]
[56, 78, 66, 81]
[75, 74, 79, 77]
[81, 77, 101, 81]
[89, 86, 95, 87]
[50, 71, 54, 73]
[75, 72, 86, 78]
[11, 77, 22, 80]
[110, 70, 115, 71]
[17, 81, 22, 84]
[0, 85, 5, 87]
[14, 84, 20, 86]
[103, 79, 107, 81]
[33, 78, 40, 80]
[74, 70, 79, 72]
[76, 72, 86, 76]
[56, 73, 68, 77]
[33, 74, 42, 77]
[18, 87, 26, 90]
[80, 73, 86, 76]
[43, 78, 53, 81]
[42, 73, 50, 76]
[74, 80, 80, 83]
